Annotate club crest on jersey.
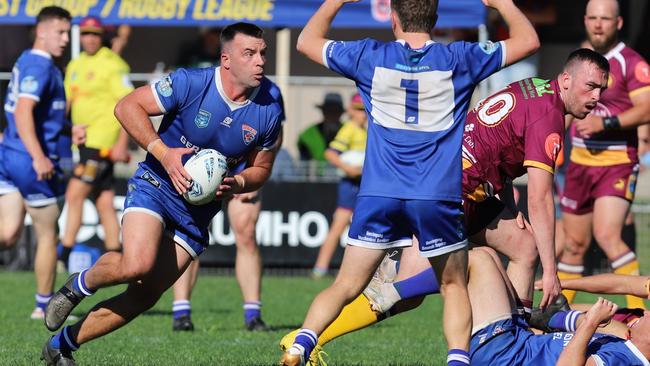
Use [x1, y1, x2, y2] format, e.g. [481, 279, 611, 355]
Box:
[156, 76, 173, 97]
[194, 109, 211, 128]
[242, 124, 257, 145]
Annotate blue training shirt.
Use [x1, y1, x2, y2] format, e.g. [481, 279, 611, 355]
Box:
[3, 49, 67, 160]
[323, 38, 505, 201]
[147, 67, 283, 189]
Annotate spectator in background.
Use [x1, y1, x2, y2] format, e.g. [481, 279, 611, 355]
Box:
[58, 16, 133, 270]
[312, 93, 367, 278]
[297, 92, 344, 162]
[176, 27, 222, 69]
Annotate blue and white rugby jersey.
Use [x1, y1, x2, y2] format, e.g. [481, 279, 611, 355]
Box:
[3, 49, 67, 159]
[472, 318, 649, 366]
[541, 333, 649, 366]
[323, 38, 505, 201]
[147, 67, 283, 186]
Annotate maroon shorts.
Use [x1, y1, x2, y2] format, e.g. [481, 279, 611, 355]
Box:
[560, 161, 639, 215]
[463, 196, 505, 236]
[612, 307, 645, 327]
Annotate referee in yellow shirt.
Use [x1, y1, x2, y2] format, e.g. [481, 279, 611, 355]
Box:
[59, 16, 133, 268]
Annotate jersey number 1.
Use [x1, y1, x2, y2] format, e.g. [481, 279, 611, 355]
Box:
[400, 79, 419, 125]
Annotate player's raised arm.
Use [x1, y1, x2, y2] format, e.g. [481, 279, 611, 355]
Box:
[484, 0, 540, 67]
[556, 298, 618, 366]
[296, 0, 360, 65]
[114, 86, 193, 194]
[526, 166, 561, 309]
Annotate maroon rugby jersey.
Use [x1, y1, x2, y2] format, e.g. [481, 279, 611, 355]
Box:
[462, 78, 565, 202]
[571, 42, 650, 166]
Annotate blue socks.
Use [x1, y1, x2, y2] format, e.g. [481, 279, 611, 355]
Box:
[36, 293, 53, 311]
[173, 300, 191, 319]
[393, 268, 440, 299]
[447, 349, 470, 365]
[50, 326, 79, 353]
[243, 301, 262, 324]
[72, 269, 95, 297]
[291, 328, 318, 360]
[549, 310, 582, 332]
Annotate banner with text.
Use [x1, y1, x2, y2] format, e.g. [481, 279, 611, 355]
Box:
[0, 0, 485, 28]
[54, 180, 345, 268]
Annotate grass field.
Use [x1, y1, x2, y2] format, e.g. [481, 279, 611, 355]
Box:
[0, 270, 646, 366]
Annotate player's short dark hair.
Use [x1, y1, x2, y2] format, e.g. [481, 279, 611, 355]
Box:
[220, 22, 264, 45]
[391, 0, 438, 33]
[565, 48, 610, 74]
[36, 6, 71, 25]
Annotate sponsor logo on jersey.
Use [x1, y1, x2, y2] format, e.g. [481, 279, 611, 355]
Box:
[156, 76, 173, 97]
[194, 109, 211, 128]
[242, 124, 257, 145]
[478, 41, 499, 55]
[634, 61, 650, 83]
[544, 133, 562, 162]
[221, 116, 233, 127]
[19, 76, 38, 94]
[180, 135, 202, 153]
[52, 100, 66, 110]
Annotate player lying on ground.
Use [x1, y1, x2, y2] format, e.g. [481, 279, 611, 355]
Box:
[284, 248, 650, 365]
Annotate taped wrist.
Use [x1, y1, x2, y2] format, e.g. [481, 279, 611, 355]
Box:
[147, 138, 169, 161]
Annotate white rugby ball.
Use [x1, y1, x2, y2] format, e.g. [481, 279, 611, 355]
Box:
[183, 149, 228, 205]
[337, 150, 365, 177]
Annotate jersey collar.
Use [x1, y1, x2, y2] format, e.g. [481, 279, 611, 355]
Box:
[214, 67, 260, 111]
[603, 42, 625, 60]
[395, 39, 435, 50]
[624, 340, 650, 366]
[29, 49, 52, 60]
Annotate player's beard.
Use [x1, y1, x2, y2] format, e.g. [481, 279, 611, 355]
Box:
[587, 31, 617, 54]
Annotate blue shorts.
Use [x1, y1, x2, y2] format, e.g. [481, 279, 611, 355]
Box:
[347, 197, 467, 257]
[470, 316, 577, 366]
[123, 167, 221, 259]
[337, 178, 360, 210]
[0, 146, 65, 207]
